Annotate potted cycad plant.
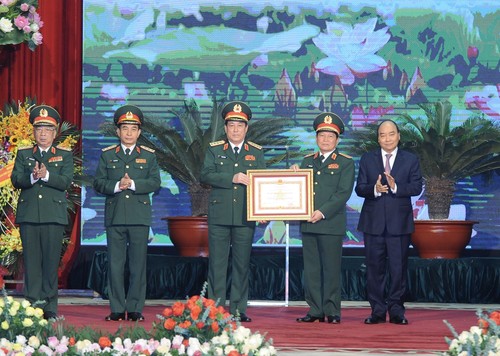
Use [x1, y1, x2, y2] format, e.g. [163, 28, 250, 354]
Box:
[349, 100, 500, 258]
[101, 97, 296, 256]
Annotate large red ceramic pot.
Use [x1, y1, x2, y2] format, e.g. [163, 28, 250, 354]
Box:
[411, 220, 478, 259]
[162, 216, 209, 257]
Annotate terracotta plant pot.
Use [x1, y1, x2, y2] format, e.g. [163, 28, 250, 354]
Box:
[162, 216, 209, 257]
[411, 220, 478, 259]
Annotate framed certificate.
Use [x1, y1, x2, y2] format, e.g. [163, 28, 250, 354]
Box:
[247, 169, 314, 221]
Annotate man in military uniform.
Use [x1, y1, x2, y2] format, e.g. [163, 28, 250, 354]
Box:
[294, 112, 355, 324]
[201, 101, 266, 322]
[11, 105, 74, 320]
[93, 105, 161, 322]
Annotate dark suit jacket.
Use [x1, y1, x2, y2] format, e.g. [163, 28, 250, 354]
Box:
[93, 144, 161, 227]
[300, 150, 355, 235]
[11, 145, 73, 225]
[201, 140, 265, 227]
[355, 148, 422, 235]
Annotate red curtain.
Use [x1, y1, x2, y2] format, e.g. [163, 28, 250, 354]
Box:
[0, 0, 82, 127]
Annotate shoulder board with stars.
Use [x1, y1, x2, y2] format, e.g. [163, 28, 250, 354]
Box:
[339, 152, 352, 159]
[102, 144, 118, 152]
[303, 152, 315, 158]
[247, 141, 262, 150]
[209, 140, 225, 147]
[18, 145, 34, 151]
[140, 145, 155, 153]
[56, 145, 72, 151]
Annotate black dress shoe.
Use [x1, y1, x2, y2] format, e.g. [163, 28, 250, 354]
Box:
[238, 313, 252, 322]
[390, 316, 409, 325]
[127, 312, 145, 322]
[364, 315, 386, 324]
[105, 312, 126, 321]
[327, 315, 341, 324]
[296, 314, 325, 323]
[43, 311, 57, 320]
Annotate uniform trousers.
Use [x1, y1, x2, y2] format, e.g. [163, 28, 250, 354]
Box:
[302, 232, 343, 317]
[106, 225, 149, 314]
[207, 224, 254, 314]
[20, 223, 64, 314]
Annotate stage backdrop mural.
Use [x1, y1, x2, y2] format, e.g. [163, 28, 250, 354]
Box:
[81, 0, 500, 251]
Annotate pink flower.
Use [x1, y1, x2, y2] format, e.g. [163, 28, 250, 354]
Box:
[467, 46, 479, 60]
[351, 105, 394, 128]
[31, 32, 43, 45]
[14, 15, 30, 31]
[0, 0, 16, 6]
[20, 3, 30, 11]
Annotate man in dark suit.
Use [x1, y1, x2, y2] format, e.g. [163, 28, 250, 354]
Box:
[355, 119, 422, 325]
[11, 105, 74, 320]
[294, 112, 355, 324]
[93, 105, 161, 322]
[201, 101, 266, 322]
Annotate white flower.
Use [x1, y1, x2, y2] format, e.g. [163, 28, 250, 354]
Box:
[313, 18, 390, 85]
[21, 300, 30, 309]
[233, 326, 251, 343]
[15, 335, 26, 345]
[0, 18, 14, 33]
[28, 336, 40, 349]
[224, 345, 236, 354]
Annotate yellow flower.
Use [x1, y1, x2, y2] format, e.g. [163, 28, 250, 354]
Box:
[1, 320, 8, 330]
[38, 319, 48, 327]
[22, 318, 34, 327]
[25, 306, 35, 316]
[21, 300, 31, 309]
[34, 308, 44, 319]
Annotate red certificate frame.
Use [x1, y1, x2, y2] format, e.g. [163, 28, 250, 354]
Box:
[247, 169, 314, 221]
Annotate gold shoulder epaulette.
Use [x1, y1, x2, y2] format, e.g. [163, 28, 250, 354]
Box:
[56, 145, 72, 151]
[304, 152, 315, 158]
[339, 152, 352, 159]
[209, 140, 225, 147]
[18, 145, 34, 151]
[247, 141, 262, 150]
[140, 145, 155, 153]
[102, 144, 117, 152]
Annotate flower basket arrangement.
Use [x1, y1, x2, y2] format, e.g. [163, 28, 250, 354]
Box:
[0, 98, 82, 277]
[444, 309, 500, 355]
[0, 0, 43, 51]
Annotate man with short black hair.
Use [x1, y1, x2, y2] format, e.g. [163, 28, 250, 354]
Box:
[356, 119, 422, 325]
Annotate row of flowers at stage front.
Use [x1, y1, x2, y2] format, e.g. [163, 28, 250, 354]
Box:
[443, 309, 500, 356]
[0, 285, 277, 355]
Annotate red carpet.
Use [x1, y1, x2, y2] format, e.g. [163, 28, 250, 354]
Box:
[58, 304, 478, 352]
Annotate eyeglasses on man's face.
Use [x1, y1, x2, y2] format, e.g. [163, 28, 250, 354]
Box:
[34, 126, 56, 133]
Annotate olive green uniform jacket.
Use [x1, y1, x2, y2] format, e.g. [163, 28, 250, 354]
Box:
[299, 149, 355, 318]
[201, 140, 265, 313]
[93, 144, 161, 314]
[11, 144, 74, 315]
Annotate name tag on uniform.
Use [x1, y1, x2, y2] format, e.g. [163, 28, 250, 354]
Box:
[217, 155, 227, 159]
